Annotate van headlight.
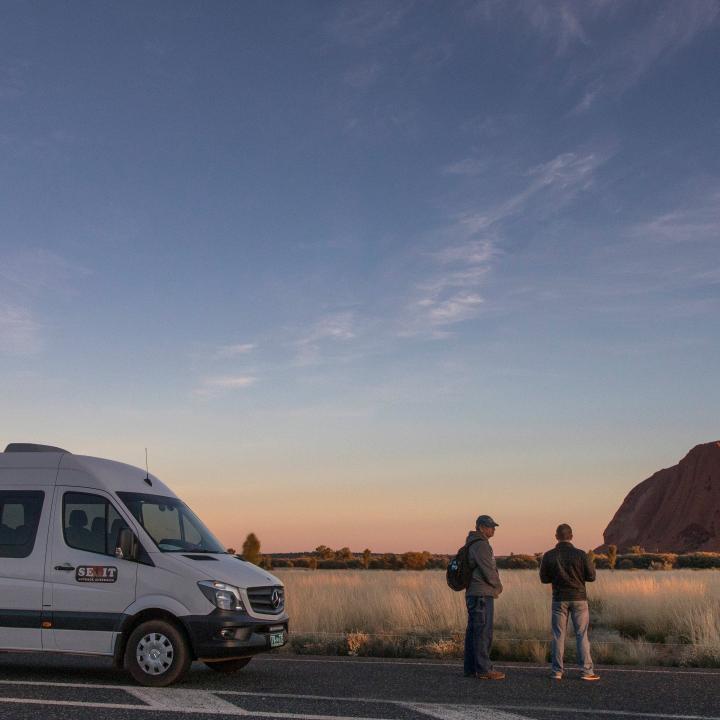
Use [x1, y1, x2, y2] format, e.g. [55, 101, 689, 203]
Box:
[198, 581, 245, 611]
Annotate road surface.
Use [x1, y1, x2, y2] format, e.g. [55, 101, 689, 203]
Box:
[0, 653, 718, 720]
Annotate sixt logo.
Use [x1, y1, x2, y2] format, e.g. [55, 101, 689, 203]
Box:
[76, 566, 118, 583]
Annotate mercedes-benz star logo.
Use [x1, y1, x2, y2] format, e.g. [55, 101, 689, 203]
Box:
[271, 589, 281, 609]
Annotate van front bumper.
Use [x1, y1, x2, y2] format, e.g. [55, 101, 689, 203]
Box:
[181, 610, 289, 660]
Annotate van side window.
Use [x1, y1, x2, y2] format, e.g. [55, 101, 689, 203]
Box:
[62, 492, 128, 556]
[0, 491, 44, 559]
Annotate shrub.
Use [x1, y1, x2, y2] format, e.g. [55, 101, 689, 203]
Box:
[402, 551, 431, 570]
[497, 554, 538, 570]
[616, 553, 677, 569]
[676, 553, 720, 569]
[617, 559, 634, 570]
[272, 558, 294, 568]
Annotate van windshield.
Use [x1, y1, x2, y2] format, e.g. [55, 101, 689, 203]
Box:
[117, 492, 225, 554]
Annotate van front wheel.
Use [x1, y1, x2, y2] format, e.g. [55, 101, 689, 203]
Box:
[125, 620, 191, 687]
[204, 657, 252, 673]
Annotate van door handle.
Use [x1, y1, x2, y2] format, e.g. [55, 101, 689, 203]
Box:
[54, 564, 75, 571]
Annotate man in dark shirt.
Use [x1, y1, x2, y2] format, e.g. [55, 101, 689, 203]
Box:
[540, 524, 600, 681]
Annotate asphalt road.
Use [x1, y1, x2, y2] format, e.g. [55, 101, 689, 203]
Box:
[0, 653, 718, 720]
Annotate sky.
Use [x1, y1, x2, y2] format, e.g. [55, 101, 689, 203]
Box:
[1, 0, 719, 555]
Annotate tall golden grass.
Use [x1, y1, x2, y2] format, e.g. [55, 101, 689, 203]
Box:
[274, 569, 720, 666]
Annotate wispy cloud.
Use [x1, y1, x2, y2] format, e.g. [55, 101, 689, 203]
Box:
[471, 0, 592, 55]
[193, 375, 257, 398]
[214, 343, 256, 359]
[570, 81, 603, 114]
[343, 62, 382, 89]
[441, 157, 487, 176]
[474, 1, 719, 110]
[423, 292, 485, 325]
[453, 150, 610, 234]
[607, 0, 719, 92]
[295, 312, 356, 365]
[629, 191, 720, 244]
[0, 305, 41, 356]
[327, 0, 415, 46]
[403, 234, 496, 335]
[0, 248, 91, 296]
[563, 0, 720, 109]
[405, 148, 610, 335]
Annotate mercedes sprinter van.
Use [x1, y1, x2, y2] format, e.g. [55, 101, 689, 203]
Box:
[0, 443, 288, 686]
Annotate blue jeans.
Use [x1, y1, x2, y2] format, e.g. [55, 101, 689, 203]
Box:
[551, 600, 594, 675]
[464, 595, 494, 675]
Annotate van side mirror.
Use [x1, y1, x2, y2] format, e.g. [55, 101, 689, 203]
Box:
[116, 527, 138, 561]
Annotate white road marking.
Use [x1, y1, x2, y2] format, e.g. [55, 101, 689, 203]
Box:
[0, 697, 153, 712]
[0, 679, 718, 720]
[259, 657, 720, 677]
[126, 687, 247, 714]
[409, 703, 532, 720]
[486, 707, 720, 720]
[0, 694, 404, 720]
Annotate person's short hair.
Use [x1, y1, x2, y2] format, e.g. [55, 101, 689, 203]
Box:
[556, 523, 573, 541]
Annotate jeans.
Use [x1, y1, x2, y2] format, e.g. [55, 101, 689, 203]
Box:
[464, 595, 494, 675]
[551, 600, 594, 675]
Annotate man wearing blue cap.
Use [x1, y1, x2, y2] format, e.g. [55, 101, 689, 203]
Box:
[464, 514, 505, 680]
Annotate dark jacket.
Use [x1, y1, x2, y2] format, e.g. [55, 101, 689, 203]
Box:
[465, 531, 503, 598]
[540, 542, 596, 601]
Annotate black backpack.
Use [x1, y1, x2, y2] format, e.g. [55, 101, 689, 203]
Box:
[446, 538, 482, 591]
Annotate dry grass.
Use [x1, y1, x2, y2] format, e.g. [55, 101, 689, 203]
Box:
[274, 569, 720, 666]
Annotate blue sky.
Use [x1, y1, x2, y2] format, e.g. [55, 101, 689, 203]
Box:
[1, 1, 719, 553]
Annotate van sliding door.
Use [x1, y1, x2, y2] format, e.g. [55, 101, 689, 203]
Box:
[0, 488, 48, 651]
[45, 487, 138, 655]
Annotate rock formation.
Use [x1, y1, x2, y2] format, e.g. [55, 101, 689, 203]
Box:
[601, 441, 720, 553]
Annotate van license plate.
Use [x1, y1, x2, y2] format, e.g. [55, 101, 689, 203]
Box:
[270, 632, 284, 648]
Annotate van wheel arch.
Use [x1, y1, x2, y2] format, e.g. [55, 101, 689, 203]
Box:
[114, 609, 196, 667]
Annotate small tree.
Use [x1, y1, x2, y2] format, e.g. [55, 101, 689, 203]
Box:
[314, 545, 335, 560]
[308, 557, 318, 570]
[226, 547, 236, 555]
[336, 546, 353, 561]
[362, 548, 371, 569]
[607, 544, 618, 570]
[628, 545, 645, 555]
[402, 551, 431, 570]
[587, 549, 596, 566]
[242, 533, 261, 565]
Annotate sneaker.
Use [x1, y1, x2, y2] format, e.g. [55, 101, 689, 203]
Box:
[581, 673, 601, 681]
[476, 671, 506, 680]
[549, 671, 563, 680]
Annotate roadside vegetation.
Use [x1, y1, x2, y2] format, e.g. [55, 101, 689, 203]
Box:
[232, 535, 720, 571]
[273, 569, 720, 667]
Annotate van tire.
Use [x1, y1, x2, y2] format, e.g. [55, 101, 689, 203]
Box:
[204, 657, 252, 673]
[125, 619, 191, 687]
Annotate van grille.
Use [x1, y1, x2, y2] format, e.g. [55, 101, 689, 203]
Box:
[246, 586, 284, 615]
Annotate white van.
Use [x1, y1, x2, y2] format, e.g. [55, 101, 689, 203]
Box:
[0, 443, 288, 686]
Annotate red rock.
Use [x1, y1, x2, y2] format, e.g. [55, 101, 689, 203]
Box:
[601, 441, 720, 553]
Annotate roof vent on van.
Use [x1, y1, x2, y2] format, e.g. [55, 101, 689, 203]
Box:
[4, 443, 70, 453]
